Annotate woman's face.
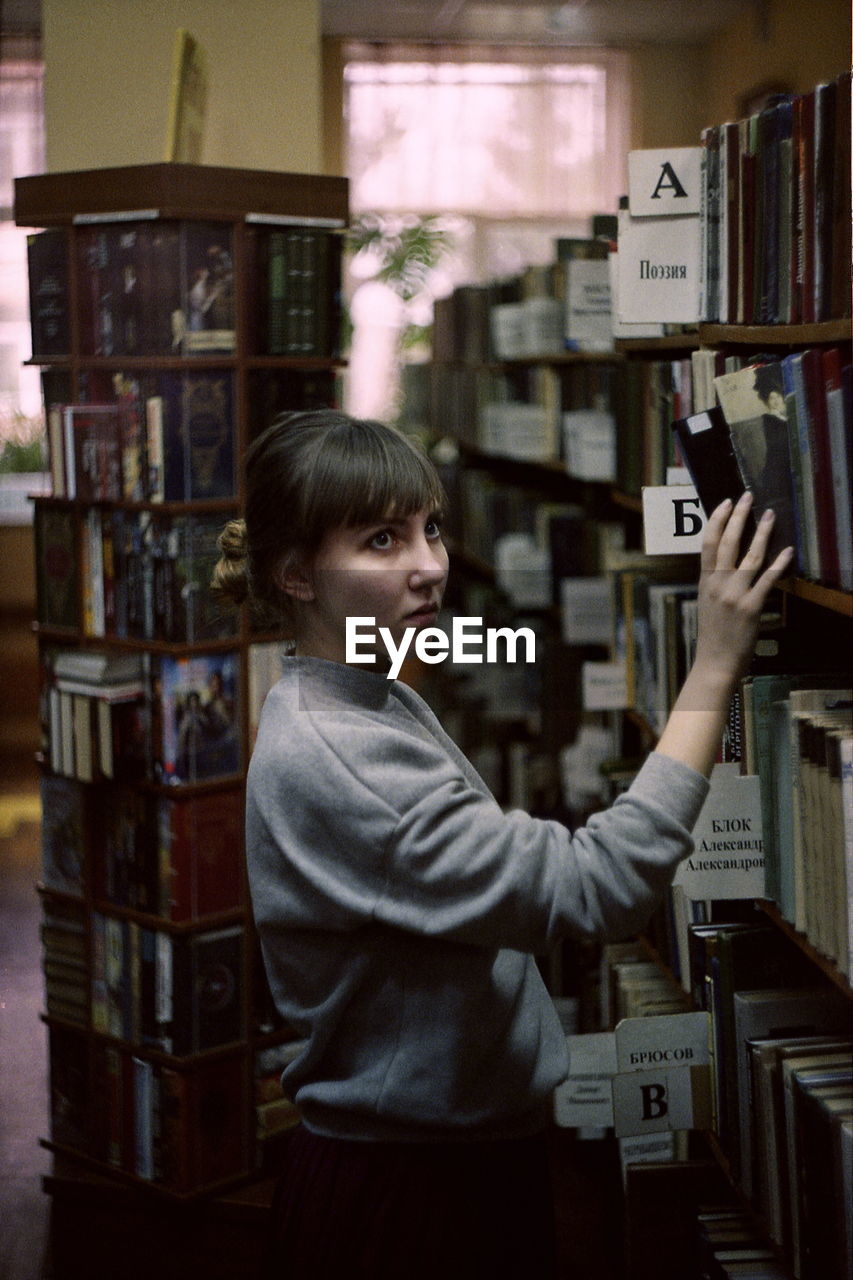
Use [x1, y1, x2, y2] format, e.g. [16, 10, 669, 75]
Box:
[291, 505, 449, 667]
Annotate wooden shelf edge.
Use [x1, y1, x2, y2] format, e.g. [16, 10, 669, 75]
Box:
[778, 576, 853, 616]
[614, 320, 850, 354]
[698, 320, 851, 346]
[615, 332, 700, 352]
[41, 1144, 255, 1204]
[754, 900, 852, 995]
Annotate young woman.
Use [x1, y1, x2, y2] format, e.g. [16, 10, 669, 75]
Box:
[212, 409, 792, 1279]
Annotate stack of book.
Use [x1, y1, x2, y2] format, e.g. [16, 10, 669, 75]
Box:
[700, 70, 851, 325]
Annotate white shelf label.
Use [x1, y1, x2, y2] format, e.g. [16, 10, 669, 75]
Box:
[642, 484, 704, 555]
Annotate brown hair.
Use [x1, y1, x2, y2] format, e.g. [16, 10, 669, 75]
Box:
[211, 410, 445, 633]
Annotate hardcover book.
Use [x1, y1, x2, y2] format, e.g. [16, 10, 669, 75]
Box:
[161, 370, 235, 501]
[154, 512, 239, 644]
[27, 228, 70, 356]
[155, 651, 241, 784]
[34, 505, 79, 631]
[167, 925, 245, 1055]
[40, 775, 87, 897]
[712, 361, 799, 566]
[671, 405, 757, 523]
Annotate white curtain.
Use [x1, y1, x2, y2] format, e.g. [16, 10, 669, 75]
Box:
[341, 42, 631, 419]
[0, 39, 45, 426]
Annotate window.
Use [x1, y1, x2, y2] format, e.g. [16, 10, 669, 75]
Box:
[0, 37, 45, 439]
[342, 43, 630, 419]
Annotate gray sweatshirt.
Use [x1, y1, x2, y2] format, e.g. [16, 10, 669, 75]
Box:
[246, 657, 709, 1143]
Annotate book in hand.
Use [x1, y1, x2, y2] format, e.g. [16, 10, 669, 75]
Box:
[671, 404, 758, 523]
[712, 360, 800, 567]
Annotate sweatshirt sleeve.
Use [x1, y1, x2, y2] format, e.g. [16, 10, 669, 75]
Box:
[377, 747, 708, 949]
[265, 692, 710, 952]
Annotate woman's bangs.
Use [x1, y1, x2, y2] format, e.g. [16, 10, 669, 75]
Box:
[306, 425, 444, 538]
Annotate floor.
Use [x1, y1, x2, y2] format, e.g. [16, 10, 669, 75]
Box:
[0, 752, 626, 1280]
[0, 757, 52, 1280]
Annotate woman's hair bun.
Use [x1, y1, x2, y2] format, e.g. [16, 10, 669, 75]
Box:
[218, 518, 248, 561]
[211, 518, 250, 605]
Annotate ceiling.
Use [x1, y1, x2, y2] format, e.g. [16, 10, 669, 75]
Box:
[319, 0, 759, 46]
[1, 0, 759, 46]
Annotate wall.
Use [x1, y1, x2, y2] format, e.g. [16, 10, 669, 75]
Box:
[704, 0, 851, 128]
[628, 44, 709, 149]
[42, 0, 324, 174]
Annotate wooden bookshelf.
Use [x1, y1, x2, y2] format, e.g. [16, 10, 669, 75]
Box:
[17, 163, 348, 1200]
[698, 320, 852, 347]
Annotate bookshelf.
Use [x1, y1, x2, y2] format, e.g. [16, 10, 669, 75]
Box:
[428, 70, 852, 1280]
[15, 163, 348, 1199]
[605, 69, 853, 1278]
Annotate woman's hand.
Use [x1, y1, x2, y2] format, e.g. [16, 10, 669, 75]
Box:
[654, 491, 794, 779]
[692, 491, 794, 687]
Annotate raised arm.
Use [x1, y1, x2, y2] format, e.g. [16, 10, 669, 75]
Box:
[654, 490, 794, 779]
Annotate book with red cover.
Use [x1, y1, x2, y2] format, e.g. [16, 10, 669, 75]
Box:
[64, 404, 123, 502]
[160, 789, 244, 922]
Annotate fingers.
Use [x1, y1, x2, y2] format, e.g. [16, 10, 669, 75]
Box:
[700, 497, 734, 572]
[745, 541, 795, 605]
[737, 505, 777, 574]
[713, 490, 756, 570]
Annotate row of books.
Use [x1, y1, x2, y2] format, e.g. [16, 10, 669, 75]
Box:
[602, 928, 851, 1280]
[674, 346, 852, 591]
[439, 458, 625, 594]
[27, 219, 343, 360]
[44, 366, 341, 506]
[700, 70, 851, 326]
[431, 242, 610, 368]
[685, 920, 851, 1280]
[693, 1206, 791, 1280]
[741, 677, 853, 976]
[46, 372, 235, 503]
[48, 1025, 249, 1192]
[90, 914, 244, 1055]
[42, 648, 242, 787]
[430, 356, 623, 466]
[433, 335, 851, 593]
[42, 898, 86, 1025]
[36, 504, 237, 643]
[40, 773, 244, 923]
[611, 559, 853, 973]
[247, 222, 343, 358]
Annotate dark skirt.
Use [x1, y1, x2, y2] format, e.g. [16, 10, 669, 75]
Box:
[265, 1125, 559, 1279]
